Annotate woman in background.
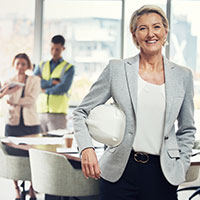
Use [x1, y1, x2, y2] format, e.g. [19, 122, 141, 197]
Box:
[5, 53, 41, 200]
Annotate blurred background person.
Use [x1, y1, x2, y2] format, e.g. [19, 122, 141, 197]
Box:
[34, 35, 75, 133]
[4, 53, 41, 200]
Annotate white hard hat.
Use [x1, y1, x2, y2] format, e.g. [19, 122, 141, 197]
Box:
[86, 104, 126, 147]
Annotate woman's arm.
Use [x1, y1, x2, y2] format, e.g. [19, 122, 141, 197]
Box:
[16, 76, 41, 106]
[0, 85, 9, 98]
[73, 61, 113, 179]
[73, 62, 112, 153]
[176, 70, 196, 172]
[0, 82, 21, 98]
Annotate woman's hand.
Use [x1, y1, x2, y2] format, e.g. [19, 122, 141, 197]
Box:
[0, 85, 9, 98]
[6, 85, 21, 94]
[7, 100, 15, 106]
[81, 148, 101, 179]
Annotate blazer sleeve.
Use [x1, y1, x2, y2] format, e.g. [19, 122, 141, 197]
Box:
[17, 76, 41, 106]
[176, 69, 196, 172]
[73, 61, 113, 153]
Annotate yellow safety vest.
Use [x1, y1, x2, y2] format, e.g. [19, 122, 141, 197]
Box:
[37, 60, 73, 114]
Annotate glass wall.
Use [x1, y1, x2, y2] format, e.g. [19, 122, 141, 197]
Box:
[0, 0, 35, 126]
[43, 0, 122, 106]
[0, 0, 199, 136]
[0, 0, 35, 81]
[170, 0, 200, 137]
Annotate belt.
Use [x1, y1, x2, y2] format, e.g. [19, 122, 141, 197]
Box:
[131, 150, 160, 164]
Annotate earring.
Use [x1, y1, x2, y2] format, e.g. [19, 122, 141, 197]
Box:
[163, 38, 169, 46]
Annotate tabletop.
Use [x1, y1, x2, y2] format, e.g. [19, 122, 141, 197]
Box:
[1, 133, 82, 162]
[1, 133, 200, 166]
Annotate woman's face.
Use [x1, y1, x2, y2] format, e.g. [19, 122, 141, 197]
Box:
[133, 13, 168, 55]
[14, 58, 29, 75]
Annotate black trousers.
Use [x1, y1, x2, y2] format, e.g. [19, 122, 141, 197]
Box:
[45, 195, 98, 200]
[100, 151, 178, 200]
[45, 195, 69, 200]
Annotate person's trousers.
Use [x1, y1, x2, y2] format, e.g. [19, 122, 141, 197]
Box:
[100, 150, 178, 200]
[39, 113, 67, 133]
[45, 194, 99, 200]
[45, 195, 69, 200]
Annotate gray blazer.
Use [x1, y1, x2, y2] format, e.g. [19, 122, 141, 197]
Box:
[73, 54, 196, 186]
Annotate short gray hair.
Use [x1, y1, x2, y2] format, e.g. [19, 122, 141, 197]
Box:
[129, 5, 169, 48]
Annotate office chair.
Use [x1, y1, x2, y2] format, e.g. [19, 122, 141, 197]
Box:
[177, 140, 200, 200]
[29, 148, 99, 199]
[177, 165, 200, 200]
[0, 142, 31, 200]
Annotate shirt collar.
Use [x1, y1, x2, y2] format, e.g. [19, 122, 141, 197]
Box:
[50, 57, 63, 64]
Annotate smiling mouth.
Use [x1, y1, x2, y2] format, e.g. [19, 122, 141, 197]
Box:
[146, 40, 157, 44]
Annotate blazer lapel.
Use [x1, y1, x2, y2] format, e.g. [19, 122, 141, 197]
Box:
[163, 57, 177, 135]
[124, 55, 178, 133]
[124, 54, 139, 114]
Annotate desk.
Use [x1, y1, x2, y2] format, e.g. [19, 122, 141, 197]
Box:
[1, 133, 104, 163]
[191, 154, 200, 166]
[2, 134, 200, 166]
[2, 134, 81, 166]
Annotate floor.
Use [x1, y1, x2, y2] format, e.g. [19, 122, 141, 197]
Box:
[0, 178, 43, 200]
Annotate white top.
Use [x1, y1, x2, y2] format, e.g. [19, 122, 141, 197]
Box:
[133, 75, 166, 155]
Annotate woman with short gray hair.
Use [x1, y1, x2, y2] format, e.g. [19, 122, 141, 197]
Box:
[73, 5, 196, 200]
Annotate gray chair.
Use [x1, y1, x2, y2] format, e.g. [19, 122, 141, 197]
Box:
[29, 148, 99, 198]
[177, 141, 200, 200]
[0, 141, 31, 200]
[185, 165, 200, 182]
[177, 166, 200, 200]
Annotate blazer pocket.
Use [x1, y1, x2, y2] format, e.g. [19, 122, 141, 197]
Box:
[167, 149, 180, 159]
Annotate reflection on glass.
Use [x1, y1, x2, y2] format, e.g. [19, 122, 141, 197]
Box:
[43, 0, 122, 105]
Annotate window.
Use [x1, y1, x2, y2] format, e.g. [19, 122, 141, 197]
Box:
[0, 0, 35, 125]
[43, 0, 122, 105]
[170, 0, 200, 138]
[0, 0, 35, 81]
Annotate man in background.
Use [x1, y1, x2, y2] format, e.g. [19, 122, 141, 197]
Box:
[34, 35, 75, 133]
